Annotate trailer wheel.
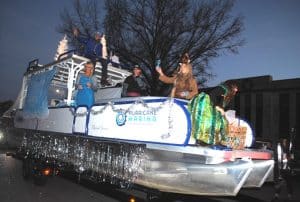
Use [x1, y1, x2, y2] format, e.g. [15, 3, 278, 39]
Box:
[22, 158, 32, 180]
[33, 174, 48, 186]
[146, 193, 160, 201]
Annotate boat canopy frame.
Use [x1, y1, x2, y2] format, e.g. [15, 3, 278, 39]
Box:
[19, 54, 131, 107]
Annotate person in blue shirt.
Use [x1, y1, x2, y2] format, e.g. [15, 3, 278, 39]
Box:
[73, 28, 110, 86]
[75, 62, 98, 108]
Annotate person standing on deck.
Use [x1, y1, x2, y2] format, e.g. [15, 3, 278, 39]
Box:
[156, 53, 198, 100]
[73, 28, 110, 86]
[75, 62, 98, 108]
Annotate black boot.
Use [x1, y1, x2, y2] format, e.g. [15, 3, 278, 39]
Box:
[101, 77, 111, 86]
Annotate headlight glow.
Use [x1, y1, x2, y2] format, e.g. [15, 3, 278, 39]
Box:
[0, 130, 4, 141]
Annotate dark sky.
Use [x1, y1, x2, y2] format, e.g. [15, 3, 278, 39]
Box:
[0, 0, 300, 101]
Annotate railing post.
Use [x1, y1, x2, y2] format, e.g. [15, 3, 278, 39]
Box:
[66, 56, 86, 105]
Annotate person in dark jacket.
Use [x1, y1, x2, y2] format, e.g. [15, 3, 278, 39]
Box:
[122, 65, 150, 97]
[272, 138, 294, 201]
[73, 28, 109, 86]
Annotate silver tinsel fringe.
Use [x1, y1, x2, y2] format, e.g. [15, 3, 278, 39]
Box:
[20, 133, 145, 187]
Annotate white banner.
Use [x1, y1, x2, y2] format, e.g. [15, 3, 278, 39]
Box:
[88, 99, 191, 145]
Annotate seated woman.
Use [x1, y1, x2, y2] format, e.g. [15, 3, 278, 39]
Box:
[188, 81, 238, 146]
[75, 62, 98, 108]
[156, 53, 198, 100]
[209, 82, 238, 116]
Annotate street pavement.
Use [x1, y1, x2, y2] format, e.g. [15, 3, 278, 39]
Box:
[0, 151, 121, 202]
[0, 150, 299, 202]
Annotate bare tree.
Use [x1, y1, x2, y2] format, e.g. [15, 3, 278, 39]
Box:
[57, 0, 103, 53]
[104, 0, 244, 94]
[58, 0, 244, 95]
[0, 100, 13, 116]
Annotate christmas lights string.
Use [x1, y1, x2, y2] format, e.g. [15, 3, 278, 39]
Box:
[72, 97, 176, 117]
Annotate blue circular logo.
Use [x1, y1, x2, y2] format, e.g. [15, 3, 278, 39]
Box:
[116, 112, 126, 126]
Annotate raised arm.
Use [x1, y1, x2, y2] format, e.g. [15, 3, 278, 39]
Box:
[73, 28, 88, 44]
[156, 67, 176, 84]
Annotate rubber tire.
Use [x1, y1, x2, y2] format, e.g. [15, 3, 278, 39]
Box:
[22, 158, 32, 180]
[147, 193, 161, 202]
[33, 174, 48, 186]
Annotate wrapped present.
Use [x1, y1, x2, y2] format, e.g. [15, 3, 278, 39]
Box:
[222, 124, 247, 150]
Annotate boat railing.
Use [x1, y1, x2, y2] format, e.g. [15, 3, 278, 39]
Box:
[57, 49, 77, 61]
[19, 53, 131, 108]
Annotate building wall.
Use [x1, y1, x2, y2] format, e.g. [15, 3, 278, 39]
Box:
[230, 76, 300, 144]
[205, 75, 300, 146]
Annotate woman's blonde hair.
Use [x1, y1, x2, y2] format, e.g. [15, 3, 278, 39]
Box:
[170, 53, 195, 97]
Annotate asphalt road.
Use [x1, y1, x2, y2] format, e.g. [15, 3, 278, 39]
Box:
[0, 152, 123, 202]
[0, 150, 299, 202]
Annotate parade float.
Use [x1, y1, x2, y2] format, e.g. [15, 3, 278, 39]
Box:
[3, 52, 274, 198]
